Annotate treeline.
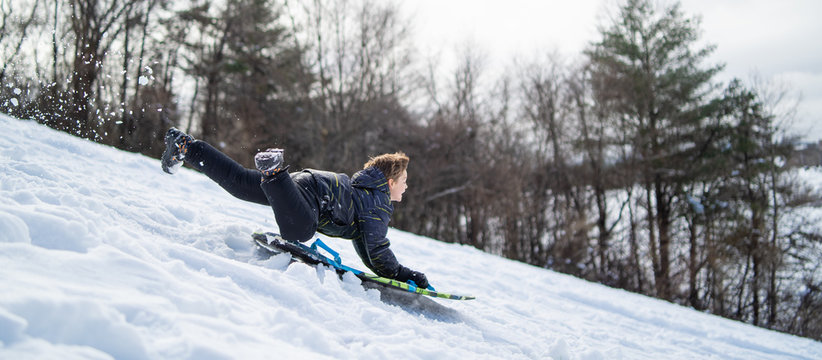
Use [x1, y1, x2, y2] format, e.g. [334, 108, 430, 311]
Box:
[2, 0, 821, 340]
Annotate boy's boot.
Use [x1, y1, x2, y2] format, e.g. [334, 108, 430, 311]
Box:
[161, 128, 193, 174]
[254, 148, 285, 178]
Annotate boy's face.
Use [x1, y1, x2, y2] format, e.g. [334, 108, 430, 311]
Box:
[388, 169, 408, 202]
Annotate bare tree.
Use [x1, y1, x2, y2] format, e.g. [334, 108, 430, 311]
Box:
[67, 0, 137, 138]
[0, 0, 41, 82]
[290, 0, 417, 170]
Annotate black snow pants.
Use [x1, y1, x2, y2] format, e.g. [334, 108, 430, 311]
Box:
[184, 140, 319, 242]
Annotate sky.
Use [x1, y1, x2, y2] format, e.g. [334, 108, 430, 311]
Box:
[2, 113, 821, 359]
[403, 0, 822, 142]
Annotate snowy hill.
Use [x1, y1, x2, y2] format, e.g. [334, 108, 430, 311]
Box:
[1, 114, 820, 360]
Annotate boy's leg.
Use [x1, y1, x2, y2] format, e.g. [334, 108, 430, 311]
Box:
[259, 170, 319, 242]
[162, 130, 317, 240]
[183, 140, 269, 206]
[182, 142, 318, 241]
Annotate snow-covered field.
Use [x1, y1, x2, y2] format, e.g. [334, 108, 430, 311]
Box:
[1, 114, 820, 359]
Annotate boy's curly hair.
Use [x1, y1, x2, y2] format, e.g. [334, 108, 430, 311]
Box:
[363, 152, 409, 181]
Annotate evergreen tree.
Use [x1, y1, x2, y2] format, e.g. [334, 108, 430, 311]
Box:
[172, 0, 308, 165]
[586, 0, 722, 300]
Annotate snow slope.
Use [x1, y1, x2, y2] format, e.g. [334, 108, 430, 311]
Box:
[0, 114, 820, 360]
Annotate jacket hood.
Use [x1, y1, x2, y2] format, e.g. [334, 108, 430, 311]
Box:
[351, 166, 390, 194]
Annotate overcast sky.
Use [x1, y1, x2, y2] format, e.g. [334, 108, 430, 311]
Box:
[403, 0, 822, 142]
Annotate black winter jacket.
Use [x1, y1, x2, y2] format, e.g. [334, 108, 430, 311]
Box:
[294, 166, 410, 279]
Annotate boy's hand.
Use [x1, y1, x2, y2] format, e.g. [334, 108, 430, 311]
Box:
[397, 267, 429, 289]
[408, 270, 429, 289]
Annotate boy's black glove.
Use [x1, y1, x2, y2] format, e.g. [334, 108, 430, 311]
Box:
[409, 271, 429, 289]
[396, 267, 429, 289]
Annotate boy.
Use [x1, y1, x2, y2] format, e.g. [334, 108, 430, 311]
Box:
[161, 128, 428, 288]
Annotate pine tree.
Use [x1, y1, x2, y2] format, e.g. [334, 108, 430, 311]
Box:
[586, 0, 722, 300]
[171, 0, 308, 165]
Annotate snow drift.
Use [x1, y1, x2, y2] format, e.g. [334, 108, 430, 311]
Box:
[1, 114, 820, 359]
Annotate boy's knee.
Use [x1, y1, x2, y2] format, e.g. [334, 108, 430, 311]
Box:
[280, 221, 317, 243]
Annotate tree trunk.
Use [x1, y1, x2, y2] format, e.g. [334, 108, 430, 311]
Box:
[687, 217, 701, 309]
[655, 179, 672, 301]
[71, 45, 100, 137]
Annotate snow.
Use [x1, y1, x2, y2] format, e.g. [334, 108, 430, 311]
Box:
[0, 113, 820, 360]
